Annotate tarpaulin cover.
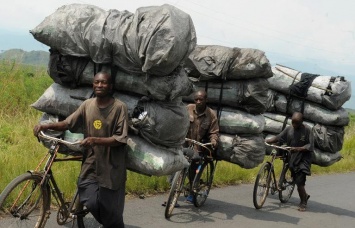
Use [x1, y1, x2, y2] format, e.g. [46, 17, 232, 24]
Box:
[184, 45, 273, 80]
[31, 3, 197, 76]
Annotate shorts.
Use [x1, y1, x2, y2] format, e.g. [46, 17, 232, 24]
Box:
[293, 171, 307, 186]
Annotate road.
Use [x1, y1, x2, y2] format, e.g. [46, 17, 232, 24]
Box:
[41, 172, 355, 227]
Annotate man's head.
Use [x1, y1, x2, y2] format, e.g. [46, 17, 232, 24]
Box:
[93, 72, 113, 97]
[194, 90, 207, 113]
[291, 112, 303, 129]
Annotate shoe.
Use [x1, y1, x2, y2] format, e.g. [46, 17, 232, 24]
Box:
[162, 201, 180, 208]
[185, 195, 194, 203]
[298, 203, 306, 212]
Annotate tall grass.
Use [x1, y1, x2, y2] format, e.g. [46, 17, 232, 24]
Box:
[0, 61, 354, 202]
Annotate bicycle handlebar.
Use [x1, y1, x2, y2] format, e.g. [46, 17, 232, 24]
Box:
[185, 138, 212, 147]
[185, 138, 213, 156]
[265, 142, 292, 151]
[38, 131, 81, 146]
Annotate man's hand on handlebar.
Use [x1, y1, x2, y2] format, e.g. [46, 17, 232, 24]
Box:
[211, 139, 218, 150]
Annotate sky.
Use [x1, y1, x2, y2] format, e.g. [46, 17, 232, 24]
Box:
[1, 0, 354, 108]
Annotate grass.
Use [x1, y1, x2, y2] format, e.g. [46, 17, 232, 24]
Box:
[0, 60, 354, 202]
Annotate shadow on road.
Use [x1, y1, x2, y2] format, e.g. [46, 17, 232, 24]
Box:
[305, 200, 355, 218]
[165, 196, 301, 226]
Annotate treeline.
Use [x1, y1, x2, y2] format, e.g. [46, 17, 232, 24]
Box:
[0, 49, 49, 66]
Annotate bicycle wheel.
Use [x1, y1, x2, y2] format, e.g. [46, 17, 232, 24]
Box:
[164, 169, 188, 218]
[278, 166, 295, 203]
[253, 162, 272, 209]
[193, 160, 214, 207]
[0, 172, 50, 228]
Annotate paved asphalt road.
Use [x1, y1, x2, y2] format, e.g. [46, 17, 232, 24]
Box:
[25, 172, 355, 228]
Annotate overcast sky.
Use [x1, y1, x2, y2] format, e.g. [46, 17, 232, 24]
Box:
[1, 0, 354, 107]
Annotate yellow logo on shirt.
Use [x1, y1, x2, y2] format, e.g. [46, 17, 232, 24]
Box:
[93, 120, 102, 130]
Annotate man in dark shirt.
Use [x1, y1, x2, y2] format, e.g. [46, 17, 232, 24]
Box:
[34, 71, 128, 227]
[185, 90, 219, 203]
[265, 112, 314, 211]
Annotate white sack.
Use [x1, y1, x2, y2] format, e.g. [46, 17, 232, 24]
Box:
[269, 65, 351, 110]
[218, 108, 265, 134]
[125, 135, 189, 176]
[266, 90, 349, 126]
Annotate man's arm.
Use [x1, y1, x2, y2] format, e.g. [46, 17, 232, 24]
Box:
[80, 136, 124, 148]
[33, 121, 69, 136]
[208, 110, 219, 148]
[265, 136, 279, 144]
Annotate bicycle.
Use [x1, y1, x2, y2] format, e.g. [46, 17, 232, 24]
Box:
[164, 138, 217, 219]
[253, 143, 296, 209]
[0, 131, 97, 228]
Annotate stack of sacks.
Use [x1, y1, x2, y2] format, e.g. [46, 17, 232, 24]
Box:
[30, 3, 198, 176]
[30, 4, 196, 76]
[264, 64, 351, 166]
[183, 45, 273, 169]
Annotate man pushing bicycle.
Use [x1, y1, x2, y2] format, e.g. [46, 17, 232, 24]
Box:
[265, 112, 314, 211]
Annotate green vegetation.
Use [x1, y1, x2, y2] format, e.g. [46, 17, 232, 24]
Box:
[0, 49, 49, 66]
[0, 60, 354, 203]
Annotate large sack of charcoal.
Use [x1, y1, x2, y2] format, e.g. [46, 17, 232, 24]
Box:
[30, 3, 196, 76]
[184, 45, 273, 80]
[269, 65, 351, 110]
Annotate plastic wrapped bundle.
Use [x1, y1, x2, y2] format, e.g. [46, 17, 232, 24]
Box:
[217, 133, 265, 169]
[31, 83, 140, 117]
[266, 90, 349, 126]
[184, 78, 269, 114]
[47, 52, 194, 101]
[184, 45, 273, 80]
[269, 65, 351, 110]
[31, 4, 197, 76]
[125, 135, 189, 176]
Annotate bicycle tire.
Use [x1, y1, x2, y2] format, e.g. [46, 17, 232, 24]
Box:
[193, 160, 214, 207]
[164, 169, 187, 219]
[278, 166, 295, 203]
[0, 172, 50, 228]
[253, 162, 272, 209]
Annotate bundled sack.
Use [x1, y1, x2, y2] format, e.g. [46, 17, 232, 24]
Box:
[184, 78, 269, 114]
[269, 65, 351, 110]
[217, 134, 265, 169]
[184, 45, 272, 80]
[48, 52, 194, 101]
[264, 134, 342, 167]
[131, 97, 189, 148]
[263, 112, 344, 153]
[37, 113, 85, 155]
[31, 3, 197, 76]
[266, 90, 349, 126]
[218, 108, 265, 134]
[312, 148, 342, 167]
[125, 135, 189, 176]
[31, 83, 140, 117]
